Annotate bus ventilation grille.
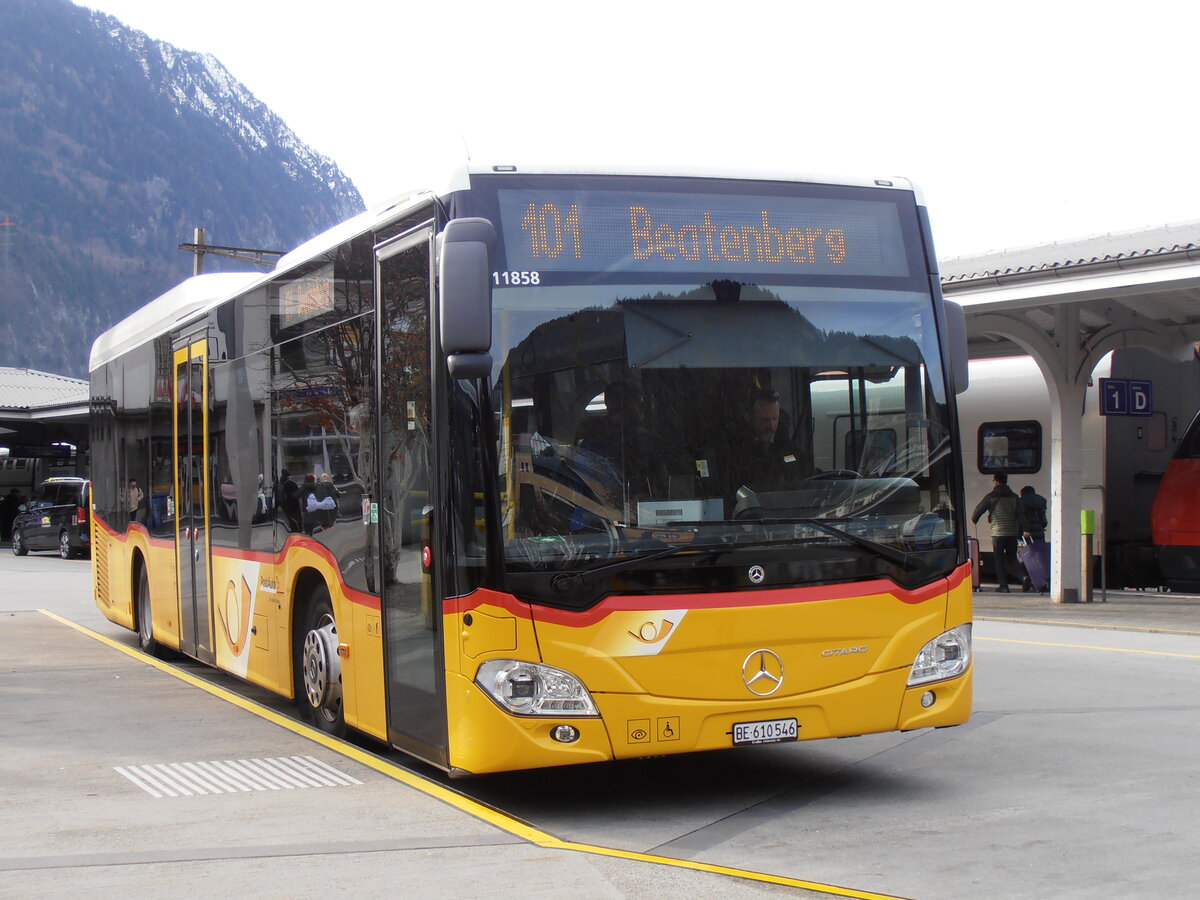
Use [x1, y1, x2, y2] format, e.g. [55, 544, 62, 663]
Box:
[93, 529, 110, 607]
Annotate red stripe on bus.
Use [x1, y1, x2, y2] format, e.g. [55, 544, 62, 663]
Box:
[98, 513, 969, 623]
[447, 565, 966, 627]
[94, 514, 381, 611]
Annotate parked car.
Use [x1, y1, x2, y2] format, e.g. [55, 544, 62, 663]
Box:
[11, 477, 91, 559]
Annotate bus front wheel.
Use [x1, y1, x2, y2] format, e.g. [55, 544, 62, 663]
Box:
[135, 564, 163, 658]
[295, 584, 345, 737]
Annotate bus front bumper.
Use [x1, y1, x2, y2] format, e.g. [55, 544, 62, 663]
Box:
[445, 665, 972, 775]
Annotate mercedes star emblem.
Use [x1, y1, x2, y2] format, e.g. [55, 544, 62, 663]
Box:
[741, 649, 784, 695]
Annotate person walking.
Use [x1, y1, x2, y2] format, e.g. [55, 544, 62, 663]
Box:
[1020, 485, 1048, 542]
[127, 479, 144, 523]
[971, 473, 1029, 593]
[1018, 484, 1050, 592]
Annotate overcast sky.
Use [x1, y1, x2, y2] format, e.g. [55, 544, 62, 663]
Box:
[81, 0, 1200, 260]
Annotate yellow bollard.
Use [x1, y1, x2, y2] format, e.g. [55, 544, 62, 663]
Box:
[1080, 510, 1095, 603]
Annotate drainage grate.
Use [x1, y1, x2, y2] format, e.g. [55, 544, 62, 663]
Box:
[114, 755, 363, 798]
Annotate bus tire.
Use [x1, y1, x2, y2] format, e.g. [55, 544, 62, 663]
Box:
[135, 563, 163, 658]
[295, 583, 345, 737]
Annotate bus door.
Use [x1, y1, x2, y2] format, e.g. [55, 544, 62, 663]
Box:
[173, 335, 215, 664]
[374, 225, 447, 764]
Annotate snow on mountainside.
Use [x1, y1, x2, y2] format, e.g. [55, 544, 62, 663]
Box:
[0, 0, 365, 378]
[93, 10, 360, 213]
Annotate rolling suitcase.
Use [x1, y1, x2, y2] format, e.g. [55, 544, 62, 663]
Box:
[1018, 540, 1050, 592]
[968, 535, 981, 591]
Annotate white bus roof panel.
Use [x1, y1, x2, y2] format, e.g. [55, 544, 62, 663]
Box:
[462, 161, 920, 198]
[89, 272, 262, 372]
[271, 189, 435, 276]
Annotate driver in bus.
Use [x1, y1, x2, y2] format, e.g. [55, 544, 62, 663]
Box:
[722, 388, 808, 494]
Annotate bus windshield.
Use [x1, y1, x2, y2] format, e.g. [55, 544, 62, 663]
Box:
[468, 175, 959, 599]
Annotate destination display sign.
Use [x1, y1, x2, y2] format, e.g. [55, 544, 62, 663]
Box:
[494, 187, 912, 280]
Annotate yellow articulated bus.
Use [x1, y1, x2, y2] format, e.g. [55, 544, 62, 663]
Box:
[90, 163, 973, 775]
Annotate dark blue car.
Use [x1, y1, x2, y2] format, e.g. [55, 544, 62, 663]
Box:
[11, 477, 91, 559]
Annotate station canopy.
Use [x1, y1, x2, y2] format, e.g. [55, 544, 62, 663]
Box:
[0, 367, 89, 456]
[940, 221, 1200, 362]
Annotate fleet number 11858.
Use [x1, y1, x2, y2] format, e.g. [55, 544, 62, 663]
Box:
[492, 271, 541, 286]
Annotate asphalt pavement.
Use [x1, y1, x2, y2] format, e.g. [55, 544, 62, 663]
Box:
[6, 544, 1200, 899]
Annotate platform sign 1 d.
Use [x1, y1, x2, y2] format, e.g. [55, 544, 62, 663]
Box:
[1099, 378, 1153, 417]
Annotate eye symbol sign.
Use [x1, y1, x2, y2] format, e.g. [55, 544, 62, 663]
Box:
[629, 619, 675, 643]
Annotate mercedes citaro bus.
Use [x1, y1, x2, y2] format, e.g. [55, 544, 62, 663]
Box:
[90, 163, 973, 774]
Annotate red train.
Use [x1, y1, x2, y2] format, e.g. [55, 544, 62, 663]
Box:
[1151, 410, 1200, 591]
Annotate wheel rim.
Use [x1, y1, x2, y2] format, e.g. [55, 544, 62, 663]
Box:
[301, 615, 342, 722]
[12, 532, 21, 554]
[137, 577, 152, 646]
[60, 532, 70, 558]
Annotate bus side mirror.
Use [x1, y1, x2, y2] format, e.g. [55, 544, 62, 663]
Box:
[944, 300, 969, 394]
[439, 217, 496, 380]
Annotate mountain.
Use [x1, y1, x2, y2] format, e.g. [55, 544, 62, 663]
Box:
[0, 0, 365, 378]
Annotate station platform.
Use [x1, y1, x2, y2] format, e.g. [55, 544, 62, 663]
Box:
[0, 609, 849, 900]
[974, 586, 1200, 634]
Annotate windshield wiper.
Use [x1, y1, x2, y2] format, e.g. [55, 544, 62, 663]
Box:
[548, 535, 795, 592]
[758, 517, 924, 571]
[546, 522, 924, 593]
[549, 542, 702, 592]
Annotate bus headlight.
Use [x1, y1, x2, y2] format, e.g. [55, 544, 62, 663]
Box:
[907, 625, 972, 686]
[475, 660, 599, 717]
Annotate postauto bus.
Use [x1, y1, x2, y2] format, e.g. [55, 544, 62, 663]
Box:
[89, 163, 973, 774]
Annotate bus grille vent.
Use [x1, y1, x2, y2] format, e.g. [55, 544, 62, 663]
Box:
[94, 529, 110, 607]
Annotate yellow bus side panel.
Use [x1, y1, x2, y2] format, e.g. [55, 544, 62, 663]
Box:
[92, 518, 134, 631]
[146, 540, 180, 649]
[91, 519, 389, 740]
[209, 554, 286, 695]
[346, 601, 385, 740]
[266, 542, 387, 742]
[91, 520, 179, 648]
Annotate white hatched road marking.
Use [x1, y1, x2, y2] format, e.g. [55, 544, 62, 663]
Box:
[115, 756, 363, 798]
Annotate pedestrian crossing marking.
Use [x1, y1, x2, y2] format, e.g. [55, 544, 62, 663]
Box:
[114, 755, 362, 798]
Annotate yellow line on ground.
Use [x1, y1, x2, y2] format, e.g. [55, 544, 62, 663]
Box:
[38, 610, 908, 900]
[978, 634, 1200, 659]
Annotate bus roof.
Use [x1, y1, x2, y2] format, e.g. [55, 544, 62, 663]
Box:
[459, 160, 918, 196]
[89, 165, 922, 373]
[89, 272, 260, 372]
